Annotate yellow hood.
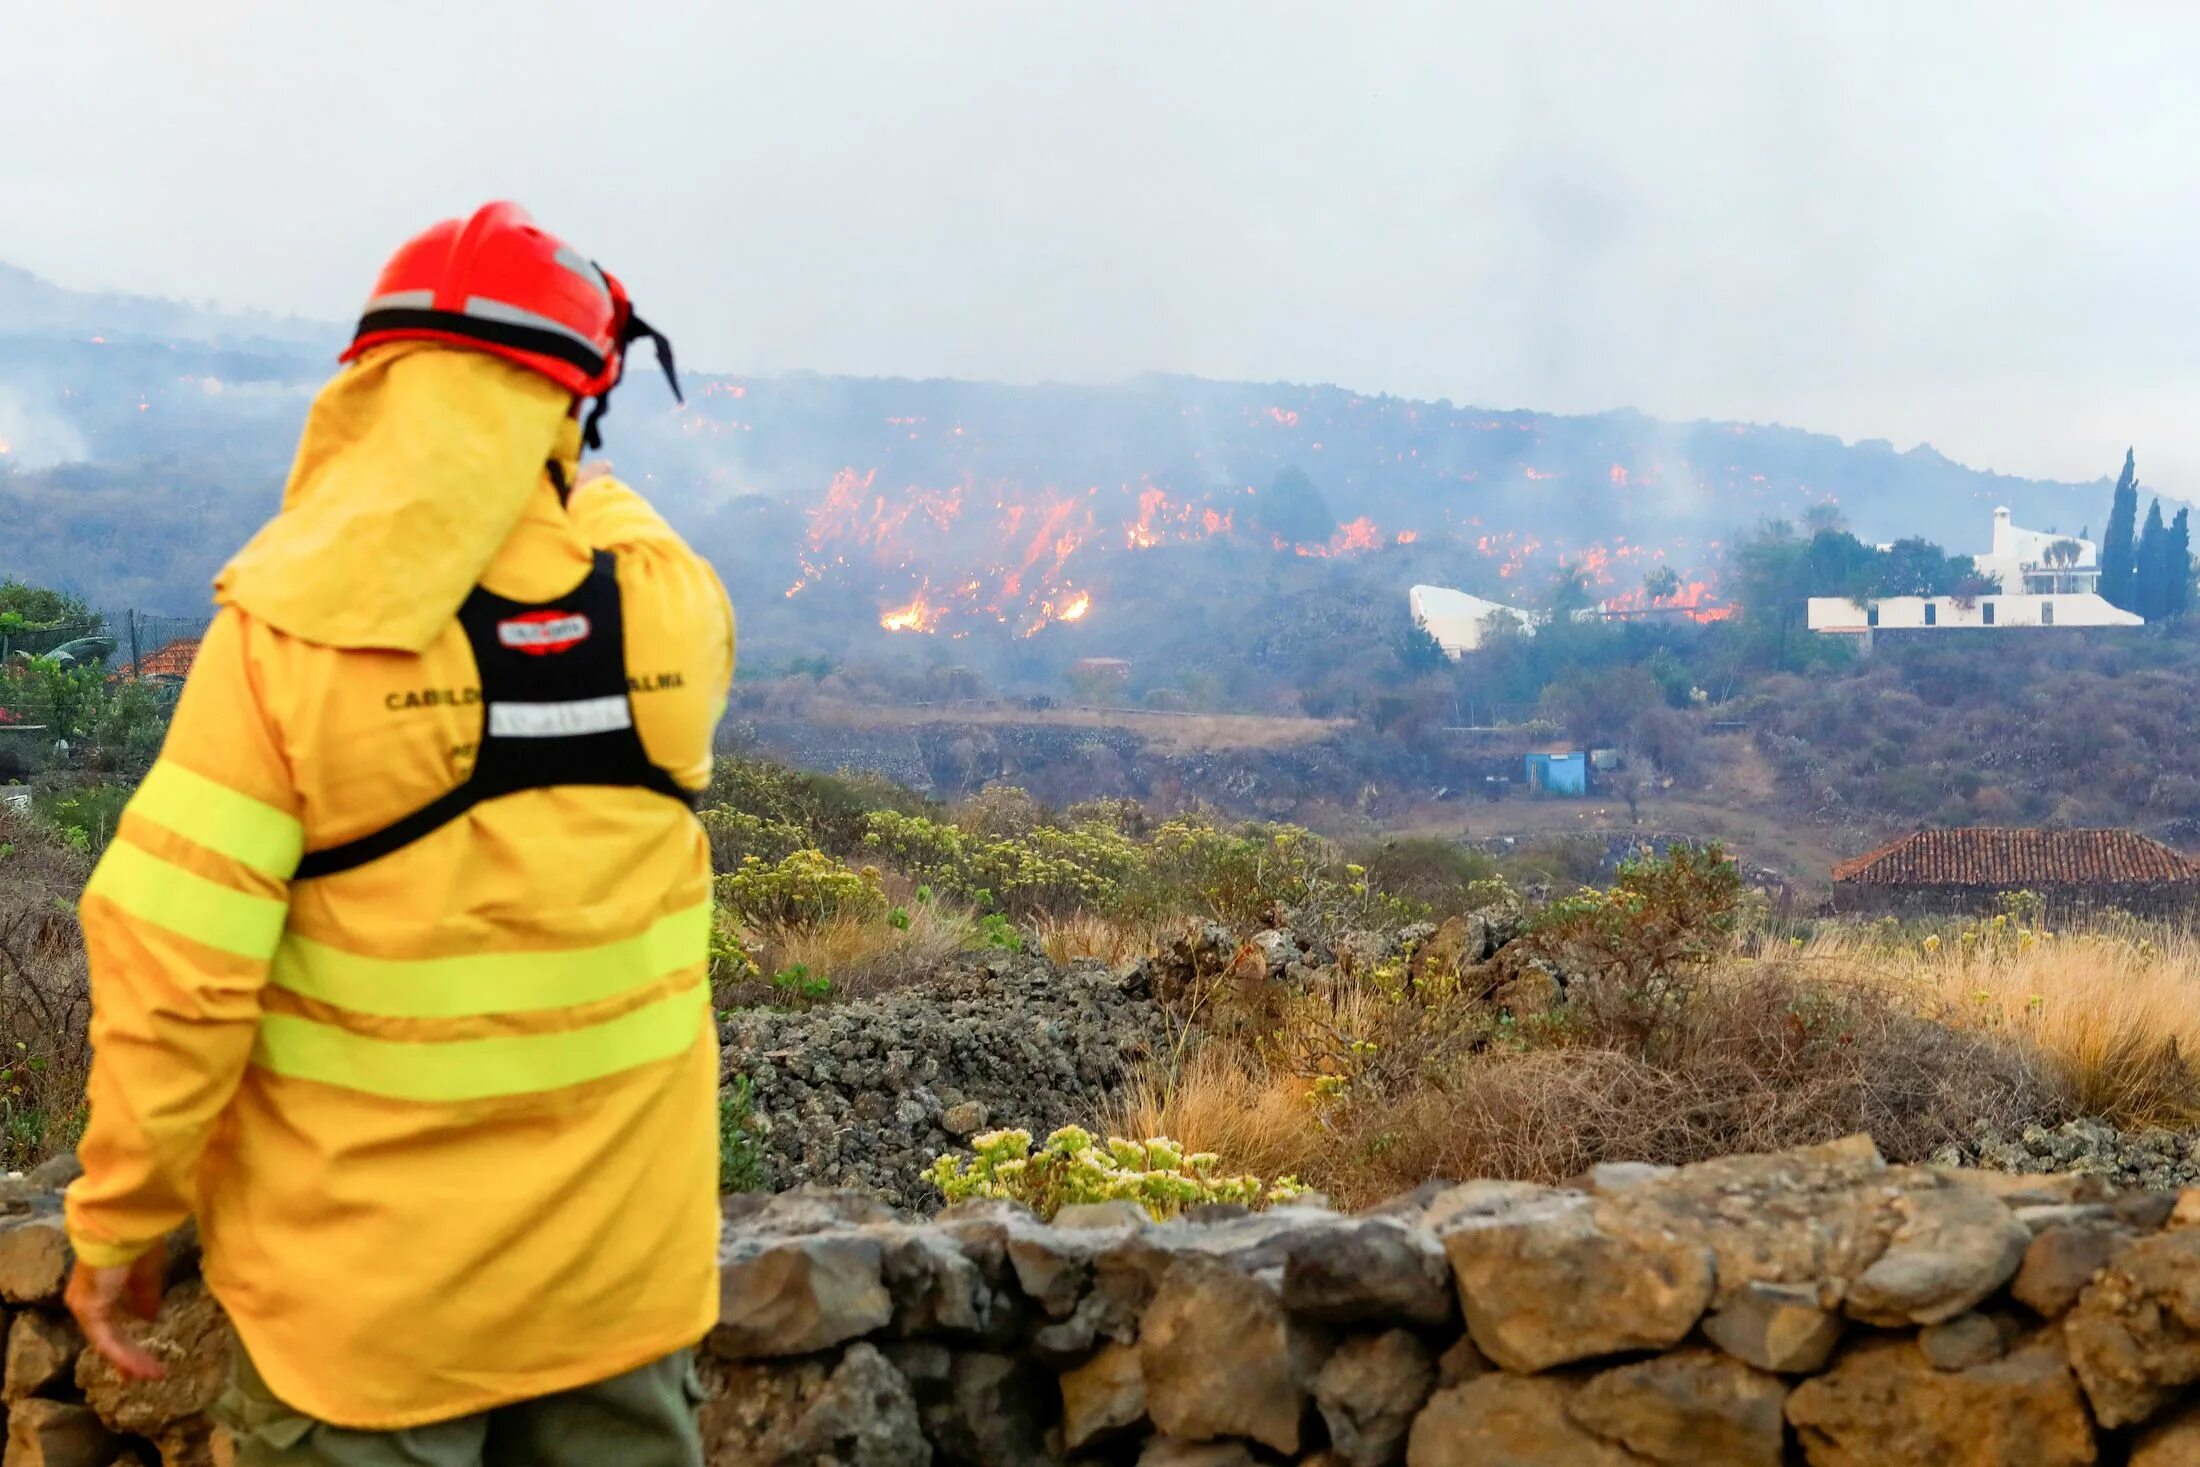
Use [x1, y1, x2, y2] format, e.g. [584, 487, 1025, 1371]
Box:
[215, 344, 581, 652]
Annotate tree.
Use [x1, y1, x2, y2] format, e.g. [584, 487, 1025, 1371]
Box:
[1545, 564, 1595, 618]
[2171, 508, 2194, 620]
[1540, 665, 1660, 747]
[1395, 620, 1448, 675]
[1247, 467, 1335, 548]
[1642, 566, 1681, 603]
[2101, 449, 2140, 611]
[1871, 537, 1984, 599]
[2138, 499, 2170, 621]
[0, 580, 90, 626]
[1803, 502, 1849, 536]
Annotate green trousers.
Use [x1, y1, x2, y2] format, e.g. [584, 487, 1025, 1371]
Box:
[211, 1347, 706, 1467]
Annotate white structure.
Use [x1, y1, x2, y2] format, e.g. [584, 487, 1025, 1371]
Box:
[1808, 592, 2141, 635]
[1409, 585, 1537, 657]
[1975, 506, 2101, 596]
[1808, 506, 2140, 638]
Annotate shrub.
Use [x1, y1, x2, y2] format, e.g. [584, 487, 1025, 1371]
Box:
[700, 806, 813, 871]
[717, 849, 886, 928]
[864, 808, 1141, 915]
[1521, 844, 1741, 1039]
[701, 754, 930, 866]
[769, 963, 832, 1001]
[1350, 836, 1501, 918]
[0, 813, 95, 1170]
[927, 1125, 1304, 1220]
[719, 1078, 766, 1193]
[1142, 818, 1325, 925]
[34, 783, 132, 855]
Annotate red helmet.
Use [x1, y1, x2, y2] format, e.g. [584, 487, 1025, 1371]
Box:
[341, 202, 679, 448]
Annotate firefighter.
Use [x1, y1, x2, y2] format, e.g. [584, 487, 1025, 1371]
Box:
[63, 203, 733, 1466]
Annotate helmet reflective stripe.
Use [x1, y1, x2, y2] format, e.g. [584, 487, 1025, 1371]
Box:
[552, 246, 613, 304]
[362, 289, 436, 313]
[486, 696, 633, 739]
[461, 295, 605, 354]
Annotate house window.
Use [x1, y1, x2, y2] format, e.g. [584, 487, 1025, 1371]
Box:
[1923, 602, 1937, 626]
[1866, 605, 1879, 628]
[1982, 601, 1995, 625]
[2042, 600, 2054, 626]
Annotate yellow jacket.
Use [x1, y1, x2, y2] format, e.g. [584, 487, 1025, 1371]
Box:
[66, 348, 734, 1428]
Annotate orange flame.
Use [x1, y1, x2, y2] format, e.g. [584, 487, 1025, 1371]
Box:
[881, 588, 941, 632]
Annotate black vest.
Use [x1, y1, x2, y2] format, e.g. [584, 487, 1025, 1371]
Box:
[293, 550, 697, 881]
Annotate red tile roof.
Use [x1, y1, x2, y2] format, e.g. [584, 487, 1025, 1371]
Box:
[1832, 828, 2199, 888]
[117, 638, 200, 680]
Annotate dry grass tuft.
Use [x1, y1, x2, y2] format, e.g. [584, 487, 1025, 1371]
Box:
[737, 897, 979, 1002]
[1034, 912, 1167, 969]
[1824, 923, 2200, 1130]
[1113, 955, 2066, 1209]
[1109, 1044, 1322, 1187]
[0, 812, 96, 1167]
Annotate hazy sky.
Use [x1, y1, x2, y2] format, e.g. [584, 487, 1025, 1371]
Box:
[9, 1, 2200, 487]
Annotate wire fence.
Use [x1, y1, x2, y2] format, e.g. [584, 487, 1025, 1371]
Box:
[0, 611, 211, 736]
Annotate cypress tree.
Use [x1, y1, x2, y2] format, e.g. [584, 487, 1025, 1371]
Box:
[2137, 499, 2168, 620]
[2101, 448, 2140, 610]
[2164, 508, 2182, 615]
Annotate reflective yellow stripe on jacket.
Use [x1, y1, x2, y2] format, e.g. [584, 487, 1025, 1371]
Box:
[81, 757, 301, 961]
[255, 904, 711, 1102]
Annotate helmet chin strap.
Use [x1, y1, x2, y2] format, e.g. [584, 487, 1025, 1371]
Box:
[581, 311, 682, 452]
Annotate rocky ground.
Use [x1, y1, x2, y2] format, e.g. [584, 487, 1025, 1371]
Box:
[1939, 1119, 2200, 1194]
[722, 953, 1172, 1209]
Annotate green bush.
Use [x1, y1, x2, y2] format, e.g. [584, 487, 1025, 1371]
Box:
[769, 963, 832, 1001]
[863, 808, 1141, 915]
[702, 754, 931, 865]
[35, 783, 132, 855]
[1139, 818, 1323, 925]
[716, 849, 886, 928]
[926, 1126, 1304, 1220]
[719, 1078, 766, 1193]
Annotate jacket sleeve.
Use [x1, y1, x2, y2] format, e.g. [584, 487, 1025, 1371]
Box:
[65, 609, 302, 1266]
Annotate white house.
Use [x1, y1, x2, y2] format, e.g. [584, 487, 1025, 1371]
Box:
[1808, 507, 2141, 637]
[1807, 591, 2141, 635]
[1975, 506, 2102, 596]
[1409, 585, 1538, 657]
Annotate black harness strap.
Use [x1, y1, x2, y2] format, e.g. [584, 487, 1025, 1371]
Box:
[293, 550, 696, 882]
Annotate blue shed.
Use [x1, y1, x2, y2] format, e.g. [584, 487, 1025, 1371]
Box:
[1525, 751, 1588, 796]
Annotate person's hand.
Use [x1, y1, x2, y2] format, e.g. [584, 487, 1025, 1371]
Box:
[64, 1242, 168, 1381]
[575, 459, 614, 489]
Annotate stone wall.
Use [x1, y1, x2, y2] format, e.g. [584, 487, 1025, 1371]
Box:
[15, 1136, 2200, 1464]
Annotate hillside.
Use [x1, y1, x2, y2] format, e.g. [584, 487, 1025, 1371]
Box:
[0, 262, 2143, 691]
